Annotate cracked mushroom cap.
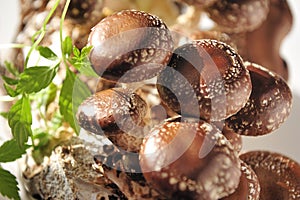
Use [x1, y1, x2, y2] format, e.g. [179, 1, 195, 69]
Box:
[88, 10, 173, 83]
[139, 118, 241, 199]
[206, 0, 270, 33]
[240, 151, 300, 200]
[157, 39, 252, 121]
[224, 62, 292, 136]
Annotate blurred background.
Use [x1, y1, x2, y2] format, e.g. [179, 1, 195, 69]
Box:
[0, 0, 299, 199]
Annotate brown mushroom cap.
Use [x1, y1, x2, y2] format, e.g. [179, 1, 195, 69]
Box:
[240, 151, 300, 200]
[224, 62, 292, 136]
[139, 118, 241, 199]
[206, 0, 269, 33]
[77, 88, 147, 133]
[76, 88, 147, 152]
[157, 39, 252, 121]
[234, 0, 293, 81]
[221, 161, 260, 200]
[88, 10, 173, 83]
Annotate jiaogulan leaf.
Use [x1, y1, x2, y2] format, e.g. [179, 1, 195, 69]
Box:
[16, 66, 57, 94]
[0, 167, 20, 200]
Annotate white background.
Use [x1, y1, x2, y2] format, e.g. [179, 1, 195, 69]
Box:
[0, 0, 299, 199]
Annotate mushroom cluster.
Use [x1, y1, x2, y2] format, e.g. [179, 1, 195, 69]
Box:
[75, 7, 299, 200]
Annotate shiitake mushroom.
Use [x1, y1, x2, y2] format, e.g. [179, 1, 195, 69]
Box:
[224, 62, 292, 136]
[139, 117, 241, 199]
[240, 151, 300, 200]
[157, 39, 252, 121]
[206, 0, 270, 33]
[74, 5, 297, 199]
[88, 10, 174, 83]
[227, 0, 293, 80]
[221, 161, 260, 200]
[76, 88, 147, 152]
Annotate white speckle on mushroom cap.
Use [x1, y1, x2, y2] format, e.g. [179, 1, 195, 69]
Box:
[88, 10, 173, 83]
[206, 0, 270, 33]
[240, 151, 300, 200]
[157, 39, 252, 121]
[221, 161, 261, 200]
[76, 88, 147, 152]
[225, 62, 292, 136]
[139, 118, 241, 199]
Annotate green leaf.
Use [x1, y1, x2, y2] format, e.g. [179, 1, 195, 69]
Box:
[37, 46, 58, 61]
[80, 46, 93, 57]
[0, 112, 9, 119]
[16, 66, 57, 94]
[59, 69, 91, 133]
[73, 59, 98, 77]
[0, 139, 29, 162]
[46, 83, 58, 109]
[62, 36, 73, 56]
[33, 132, 51, 148]
[8, 96, 32, 147]
[73, 46, 80, 58]
[0, 167, 20, 200]
[4, 61, 19, 77]
[1, 76, 18, 85]
[3, 84, 18, 97]
[69, 45, 97, 77]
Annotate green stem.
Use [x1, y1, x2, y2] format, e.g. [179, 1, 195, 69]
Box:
[24, 0, 61, 68]
[60, 0, 71, 66]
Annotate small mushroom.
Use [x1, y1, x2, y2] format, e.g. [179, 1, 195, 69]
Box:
[240, 151, 300, 200]
[224, 62, 292, 136]
[76, 88, 147, 152]
[221, 161, 260, 200]
[88, 10, 174, 83]
[206, 0, 269, 33]
[157, 39, 252, 121]
[228, 0, 293, 80]
[139, 118, 241, 199]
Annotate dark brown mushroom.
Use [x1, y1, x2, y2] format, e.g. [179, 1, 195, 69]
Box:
[157, 39, 252, 121]
[88, 10, 174, 83]
[228, 0, 293, 80]
[139, 118, 241, 199]
[76, 88, 147, 152]
[206, 0, 269, 33]
[221, 161, 260, 200]
[224, 62, 292, 136]
[240, 151, 300, 200]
